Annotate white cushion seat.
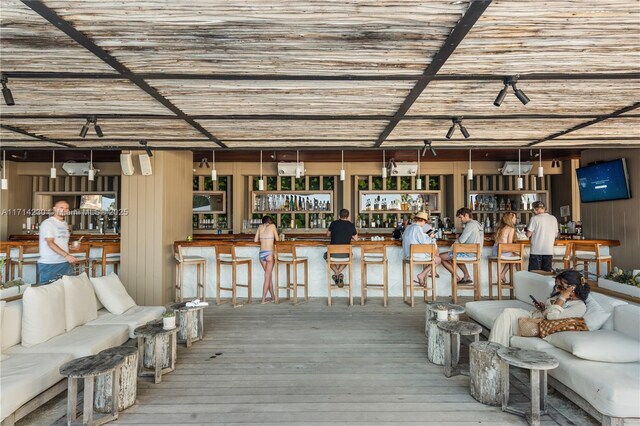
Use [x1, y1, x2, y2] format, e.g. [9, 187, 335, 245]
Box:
[180, 255, 205, 262]
[87, 306, 166, 338]
[277, 255, 307, 261]
[456, 255, 478, 261]
[5, 324, 129, 358]
[0, 353, 73, 422]
[219, 256, 252, 262]
[465, 299, 531, 329]
[329, 257, 351, 262]
[575, 254, 611, 260]
[363, 254, 385, 262]
[15, 253, 40, 259]
[90, 254, 120, 260]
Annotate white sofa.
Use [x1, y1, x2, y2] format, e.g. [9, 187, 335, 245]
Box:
[465, 271, 640, 425]
[0, 273, 164, 425]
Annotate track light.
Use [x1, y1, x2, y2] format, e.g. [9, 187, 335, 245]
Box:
[93, 118, 104, 138]
[446, 118, 470, 139]
[1, 75, 15, 106]
[140, 140, 152, 157]
[79, 119, 90, 138]
[493, 82, 509, 107]
[512, 82, 530, 105]
[422, 140, 436, 157]
[199, 158, 210, 168]
[494, 76, 530, 107]
[459, 123, 470, 139]
[445, 121, 456, 139]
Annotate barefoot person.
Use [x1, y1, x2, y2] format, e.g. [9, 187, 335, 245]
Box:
[254, 216, 279, 303]
[38, 200, 77, 283]
[402, 212, 441, 286]
[439, 208, 483, 284]
[493, 211, 517, 283]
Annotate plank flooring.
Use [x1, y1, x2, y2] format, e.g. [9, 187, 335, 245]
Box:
[18, 298, 598, 425]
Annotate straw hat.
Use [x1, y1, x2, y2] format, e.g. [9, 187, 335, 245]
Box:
[413, 212, 431, 222]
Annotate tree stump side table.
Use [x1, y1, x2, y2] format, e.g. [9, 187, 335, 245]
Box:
[134, 321, 178, 384]
[168, 301, 205, 347]
[425, 303, 464, 365]
[469, 341, 505, 406]
[497, 347, 559, 426]
[95, 346, 138, 412]
[437, 320, 482, 377]
[60, 353, 125, 426]
[425, 303, 465, 337]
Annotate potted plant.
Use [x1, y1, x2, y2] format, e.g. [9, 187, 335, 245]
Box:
[162, 311, 176, 330]
[598, 267, 640, 298]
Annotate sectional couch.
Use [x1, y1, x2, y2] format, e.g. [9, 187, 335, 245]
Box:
[0, 272, 164, 425]
[465, 271, 640, 425]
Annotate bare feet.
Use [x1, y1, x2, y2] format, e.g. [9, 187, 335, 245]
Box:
[261, 299, 272, 304]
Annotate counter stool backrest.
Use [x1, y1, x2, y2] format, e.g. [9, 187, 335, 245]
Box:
[327, 244, 352, 259]
[453, 243, 481, 259]
[100, 243, 121, 260]
[361, 244, 387, 260]
[409, 243, 437, 260]
[18, 243, 40, 259]
[497, 243, 524, 259]
[275, 244, 299, 260]
[216, 244, 237, 259]
[572, 242, 601, 257]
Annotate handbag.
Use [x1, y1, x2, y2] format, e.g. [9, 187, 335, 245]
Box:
[538, 317, 589, 338]
[518, 317, 542, 337]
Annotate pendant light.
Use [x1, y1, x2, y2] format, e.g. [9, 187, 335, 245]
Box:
[211, 149, 217, 181]
[339, 150, 345, 181]
[537, 148, 544, 178]
[416, 149, 423, 190]
[516, 149, 524, 190]
[467, 149, 473, 181]
[88, 150, 95, 181]
[295, 150, 301, 179]
[1, 151, 7, 190]
[381, 150, 387, 178]
[258, 150, 265, 190]
[50, 150, 56, 179]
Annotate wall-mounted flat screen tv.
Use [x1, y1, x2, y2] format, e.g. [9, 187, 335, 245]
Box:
[576, 158, 631, 203]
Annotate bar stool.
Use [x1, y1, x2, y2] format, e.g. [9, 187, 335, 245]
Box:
[360, 245, 388, 307]
[451, 243, 482, 304]
[174, 244, 206, 302]
[488, 243, 524, 300]
[10, 243, 40, 282]
[90, 243, 121, 277]
[69, 242, 91, 276]
[552, 243, 572, 270]
[216, 245, 252, 307]
[326, 245, 353, 306]
[402, 244, 437, 307]
[573, 242, 612, 280]
[274, 244, 308, 305]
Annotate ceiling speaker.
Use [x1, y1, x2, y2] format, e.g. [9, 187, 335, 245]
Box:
[120, 153, 135, 176]
[139, 154, 153, 176]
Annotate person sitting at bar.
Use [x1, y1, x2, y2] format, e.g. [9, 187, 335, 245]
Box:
[402, 212, 441, 286]
[526, 201, 559, 272]
[439, 207, 484, 284]
[493, 211, 517, 283]
[254, 215, 279, 304]
[325, 208, 358, 288]
[488, 269, 590, 346]
[38, 200, 77, 283]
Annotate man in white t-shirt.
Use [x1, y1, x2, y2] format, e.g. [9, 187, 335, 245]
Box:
[38, 200, 77, 283]
[526, 201, 558, 272]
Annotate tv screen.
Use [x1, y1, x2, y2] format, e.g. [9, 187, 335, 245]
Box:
[576, 158, 631, 203]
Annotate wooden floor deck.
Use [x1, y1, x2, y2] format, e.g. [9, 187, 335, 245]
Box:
[19, 298, 598, 425]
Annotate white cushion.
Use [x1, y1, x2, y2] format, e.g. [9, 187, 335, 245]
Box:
[0, 353, 73, 422]
[464, 299, 531, 329]
[510, 336, 556, 351]
[5, 324, 128, 358]
[329, 257, 350, 262]
[0, 301, 4, 351]
[90, 273, 136, 315]
[21, 280, 66, 347]
[364, 255, 386, 262]
[513, 271, 555, 305]
[613, 304, 640, 340]
[87, 306, 165, 338]
[545, 330, 640, 363]
[590, 292, 627, 330]
[62, 273, 98, 331]
[1, 301, 22, 350]
[575, 253, 611, 260]
[583, 295, 611, 331]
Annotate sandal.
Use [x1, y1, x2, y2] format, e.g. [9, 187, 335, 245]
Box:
[337, 273, 345, 288]
[459, 278, 473, 284]
[413, 279, 426, 287]
[332, 274, 338, 284]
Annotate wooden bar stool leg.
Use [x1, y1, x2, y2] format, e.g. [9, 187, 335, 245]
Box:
[489, 260, 494, 300]
[293, 263, 298, 306]
[231, 264, 237, 307]
[348, 264, 353, 307]
[383, 260, 388, 307]
[361, 260, 366, 306]
[216, 261, 221, 305]
[286, 264, 291, 300]
[497, 260, 502, 301]
[451, 260, 458, 305]
[474, 263, 480, 301]
[304, 261, 309, 302]
[402, 262, 407, 304]
[327, 262, 332, 307]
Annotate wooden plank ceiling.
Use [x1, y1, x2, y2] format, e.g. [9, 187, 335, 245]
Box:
[0, 0, 638, 151]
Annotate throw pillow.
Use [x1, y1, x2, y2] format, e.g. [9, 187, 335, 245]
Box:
[583, 296, 611, 331]
[0, 300, 5, 350]
[62, 273, 98, 331]
[90, 273, 136, 315]
[518, 317, 542, 337]
[538, 317, 588, 338]
[21, 280, 66, 347]
[545, 330, 640, 363]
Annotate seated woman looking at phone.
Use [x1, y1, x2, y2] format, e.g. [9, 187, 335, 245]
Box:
[488, 270, 590, 346]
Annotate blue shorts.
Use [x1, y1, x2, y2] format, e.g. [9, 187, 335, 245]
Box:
[38, 262, 73, 284]
[447, 251, 476, 260]
[259, 250, 273, 262]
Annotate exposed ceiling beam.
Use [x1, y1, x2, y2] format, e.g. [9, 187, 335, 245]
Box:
[374, 0, 492, 147]
[0, 124, 74, 148]
[528, 102, 640, 146]
[22, 0, 226, 148]
[4, 71, 638, 81]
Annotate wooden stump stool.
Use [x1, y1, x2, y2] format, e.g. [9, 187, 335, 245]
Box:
[425, 303, 465, 337]
[426, 319, 446, 365]
[437, 320, 482, 377]
[469, 341, 504, 406]
[60, 353, 125, 426]
[498, 347, 559, 426]
[95, 346, 138, 413]
[134, 321, 178, 384]
[168, 301, 205, 347]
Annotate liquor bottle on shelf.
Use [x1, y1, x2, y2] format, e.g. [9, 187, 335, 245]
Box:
[499, 198, 505, 211]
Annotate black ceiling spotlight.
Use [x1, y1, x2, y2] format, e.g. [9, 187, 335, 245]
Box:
[494, 75, 530, 106]
[93, 117, 104, 138]
[140, 140, 153, 157]
[1, 75, 14, 106]
[458, 122, 470, 139]
[446, 118, 470, 139]
[445, 119, 457, 139]
[199, 157, 210, 168]
[551, 159, 560, 168]
[422, 140, 437, 157]
[79, 118, 91, 138]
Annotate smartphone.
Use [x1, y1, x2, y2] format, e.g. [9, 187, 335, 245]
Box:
[529, 294, 539, 304]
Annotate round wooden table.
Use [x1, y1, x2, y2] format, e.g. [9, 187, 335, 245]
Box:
[498, 347, 559, 426]
[60, 353, 125, 426]
[425, 303, 465, 365]
[134, 321, 178, 384]
[437, 320, 482, 377]
[167, 301, 205, 347]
